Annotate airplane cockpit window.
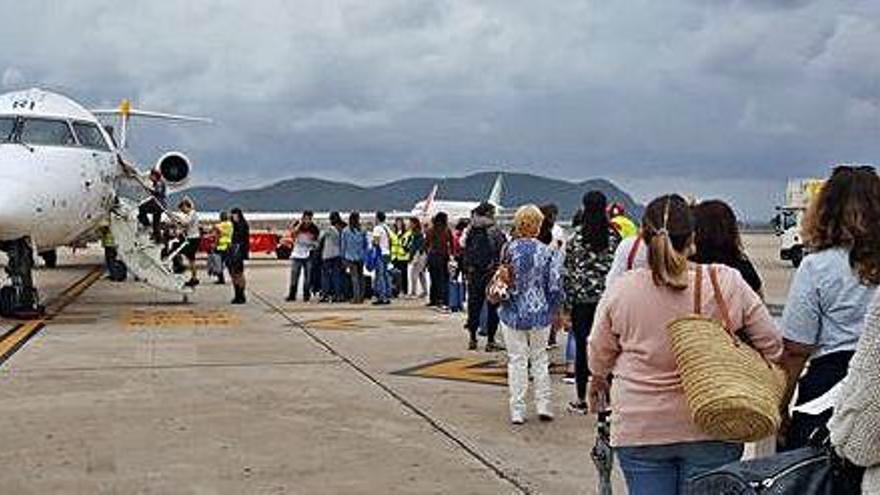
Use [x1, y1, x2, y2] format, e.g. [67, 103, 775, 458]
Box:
[73, 122, 110, 151]
[0, 117, 14, 142]
[19, 118, 76, 147]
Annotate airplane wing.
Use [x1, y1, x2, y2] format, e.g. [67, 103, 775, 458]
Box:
[92, 108, 212, 123]
[91, 99, 211, 148]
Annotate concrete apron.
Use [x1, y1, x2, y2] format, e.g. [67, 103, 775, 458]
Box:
[0, 255, 622, 494]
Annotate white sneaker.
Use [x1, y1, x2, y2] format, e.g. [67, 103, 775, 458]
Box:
[510, 411, 526, 425]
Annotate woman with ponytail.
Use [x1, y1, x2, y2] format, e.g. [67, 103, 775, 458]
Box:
[586, 194, 783, 495]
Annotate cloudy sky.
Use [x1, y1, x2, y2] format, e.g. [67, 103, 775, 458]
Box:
[2, 1, 878, 219]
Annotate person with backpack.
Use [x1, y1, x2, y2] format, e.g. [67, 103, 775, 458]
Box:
[371, 211, 393, 305]
[463, 202, 507, 351]
[563, 191, 620, 414]
[587, 194, 783, 495]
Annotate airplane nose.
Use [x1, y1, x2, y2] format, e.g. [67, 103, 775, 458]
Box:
[0, 178, 35, 239]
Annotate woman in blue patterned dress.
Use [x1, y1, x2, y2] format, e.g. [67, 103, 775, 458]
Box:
[499, 204, 565, 425]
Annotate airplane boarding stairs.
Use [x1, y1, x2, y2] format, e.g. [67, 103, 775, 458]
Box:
[110, 198, 194, 297]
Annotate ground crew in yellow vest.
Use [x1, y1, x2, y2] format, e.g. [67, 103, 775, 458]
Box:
[214, 211, 234, 284]
[391, 218, 413, 296]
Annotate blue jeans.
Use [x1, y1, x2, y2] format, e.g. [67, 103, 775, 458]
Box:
[321, 257, 343, 300]
[616, 441, 743, 495]
[374, 255, 391, 302]
[289, 257, 312, 301]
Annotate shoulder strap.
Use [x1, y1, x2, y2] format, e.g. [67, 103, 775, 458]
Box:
[694, 264, 703, 314]
[627, 237, 641, 270]
[708, 265, 734, 332]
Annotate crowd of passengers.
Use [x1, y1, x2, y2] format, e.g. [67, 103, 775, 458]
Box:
[128, 165, 878, 494]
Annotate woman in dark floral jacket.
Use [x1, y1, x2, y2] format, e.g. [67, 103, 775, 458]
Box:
[563, 191, 621, 414]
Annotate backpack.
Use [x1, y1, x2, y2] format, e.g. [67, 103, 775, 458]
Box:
[465, 227, 497, 273]
[687, 437, 864, 494]
[365, 245, 382, 272]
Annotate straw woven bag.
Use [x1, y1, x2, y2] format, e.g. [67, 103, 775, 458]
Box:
[667, 264, 786, 443]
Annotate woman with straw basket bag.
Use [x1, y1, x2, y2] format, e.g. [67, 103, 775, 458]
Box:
[587, 194, 784, 495]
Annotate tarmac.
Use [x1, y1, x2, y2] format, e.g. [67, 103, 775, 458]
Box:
[0, 233, 793, 494]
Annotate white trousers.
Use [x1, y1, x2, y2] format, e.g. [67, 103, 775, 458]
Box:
[502, 325, 552, 417]
[408, 253, 428, 297]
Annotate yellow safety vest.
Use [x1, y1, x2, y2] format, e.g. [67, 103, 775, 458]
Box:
[390, 230, 412, 262]
[611, 215, 638, 239]
[101, 228, 116, 248]
[216, 221, 233, 251]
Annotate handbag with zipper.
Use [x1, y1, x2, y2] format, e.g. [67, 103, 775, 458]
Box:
[486, 243, 514, 305]
[687, 426, 864, 494]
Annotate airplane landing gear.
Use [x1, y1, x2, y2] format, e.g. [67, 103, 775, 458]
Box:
[0, 238, 43, 318]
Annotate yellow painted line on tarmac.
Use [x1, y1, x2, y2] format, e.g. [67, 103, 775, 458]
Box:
[124, 309, 240, 328]
[0, 267, 102, 366]
[301, 316, 368, 331]
[392, 357, 568, 387]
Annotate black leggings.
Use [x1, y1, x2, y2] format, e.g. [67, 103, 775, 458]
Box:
[427, 253, 449, 306]
[572, 302, 599, 402]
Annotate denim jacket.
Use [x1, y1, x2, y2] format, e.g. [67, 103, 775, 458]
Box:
[499, 238, 565, 330]
[340, 227, 368, 262]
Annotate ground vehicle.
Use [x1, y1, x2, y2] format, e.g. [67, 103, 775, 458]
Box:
[773, 178, 824, 267]
[199, 230, 290, 259]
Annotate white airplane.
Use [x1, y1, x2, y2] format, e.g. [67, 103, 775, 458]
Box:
[0, 88, 208, 317]
[412, 173, 504, 221]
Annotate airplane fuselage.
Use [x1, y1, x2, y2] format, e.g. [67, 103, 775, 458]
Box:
[0, 89, 118, 249]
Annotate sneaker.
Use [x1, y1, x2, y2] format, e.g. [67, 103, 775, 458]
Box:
[511, 412, 526, 425]
[468, 339, 478, 351]
[567, 401, 588, 415]
[485, 342, 505, 352]
[562, 376, 576, 385]
[538, 413, 555, 423]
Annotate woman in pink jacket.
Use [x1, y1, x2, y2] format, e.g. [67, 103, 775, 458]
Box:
[587, 194, 783, 495]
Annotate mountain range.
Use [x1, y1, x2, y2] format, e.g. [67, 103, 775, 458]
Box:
[170, 171, 643, 220]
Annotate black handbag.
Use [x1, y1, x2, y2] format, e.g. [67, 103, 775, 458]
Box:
[687, 428, 864, 494]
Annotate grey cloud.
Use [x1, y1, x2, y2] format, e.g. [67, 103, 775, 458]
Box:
[0, 0, 877, 220]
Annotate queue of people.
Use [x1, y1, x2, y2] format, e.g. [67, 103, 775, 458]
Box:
[144, 164, 877, 493]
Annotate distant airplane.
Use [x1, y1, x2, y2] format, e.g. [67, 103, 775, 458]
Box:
[412, 174, 504, 221]
[0, 88, 209, 316]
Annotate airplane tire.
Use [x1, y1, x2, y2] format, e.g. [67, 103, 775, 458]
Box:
[276, 245, 292, 260]
[0, 287, 17, 317]
[40, 250, 58, 268]
[108, 260, 128, 282]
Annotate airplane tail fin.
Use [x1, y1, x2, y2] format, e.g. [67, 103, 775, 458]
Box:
[488, 174, 504, 206]
[422, 184, 438, 217]
[92, 99, 211, 148]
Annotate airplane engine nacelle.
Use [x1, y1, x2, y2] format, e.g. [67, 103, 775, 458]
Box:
[155, 152, 191, 187]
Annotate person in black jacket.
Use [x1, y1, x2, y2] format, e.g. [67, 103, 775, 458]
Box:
[226, 208, 250, 304]
[690, 200, 763, 297]
[463, 202, 507, 351]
